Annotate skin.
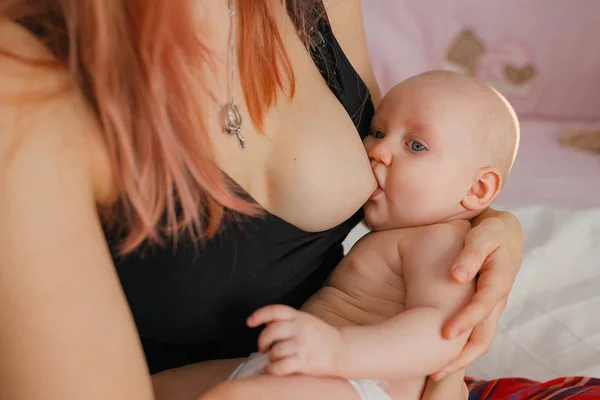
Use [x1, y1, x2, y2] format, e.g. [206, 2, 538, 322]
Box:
[247, 222, 475, 400]
[364, 71, 518, 230]
[0, 1, 523, 399]
[200, 72, 517, 400]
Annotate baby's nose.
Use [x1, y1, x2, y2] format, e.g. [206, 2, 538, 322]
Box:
[369, 144, 393, 167]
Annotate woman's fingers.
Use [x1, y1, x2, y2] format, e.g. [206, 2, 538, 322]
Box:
[433, 333, 486, 380]
[451, 220, 502, 283]
[422, 368, 467, 399]
[444, 260, 511, 338]
[444, 290, 495, 338]
[435, 301, 505, 380]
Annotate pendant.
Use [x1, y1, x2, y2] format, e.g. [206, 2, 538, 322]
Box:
[223, 103, 245, 149]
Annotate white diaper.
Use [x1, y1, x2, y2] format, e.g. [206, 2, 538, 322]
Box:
[228, 352, 271, 380]
[228, 353, 392, 400]
[348, 379, 393, 400]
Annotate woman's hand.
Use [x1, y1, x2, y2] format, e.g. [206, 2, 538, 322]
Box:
[422, 369, 469, 400]
[432, 209, 524, 380]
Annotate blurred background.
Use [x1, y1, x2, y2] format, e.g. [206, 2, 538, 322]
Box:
[363, 0, 600, 209]
[345, 0, 600, 383]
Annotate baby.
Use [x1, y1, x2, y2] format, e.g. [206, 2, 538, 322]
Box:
[226, 70, 520, 400]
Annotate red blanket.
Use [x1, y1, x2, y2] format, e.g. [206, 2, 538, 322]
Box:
[466, 377, 600, 399]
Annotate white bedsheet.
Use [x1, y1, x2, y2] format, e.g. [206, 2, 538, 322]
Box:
[468, 205, 600, 381]
[343, 205, 600, 381]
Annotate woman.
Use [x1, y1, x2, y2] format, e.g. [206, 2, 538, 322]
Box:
[0, 1, 522, 399]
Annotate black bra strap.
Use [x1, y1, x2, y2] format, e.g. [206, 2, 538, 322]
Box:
[286, 1, 374, 136]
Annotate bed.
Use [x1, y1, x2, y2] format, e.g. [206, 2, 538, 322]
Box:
[343, 0, 600, 391]
[468, 121, 600, 382]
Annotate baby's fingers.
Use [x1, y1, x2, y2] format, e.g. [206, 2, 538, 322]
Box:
[257, 321, 296, 353]
[269, 340, 297, 362]
[265, 357, 301, 376]
[247, 304, 297, 328]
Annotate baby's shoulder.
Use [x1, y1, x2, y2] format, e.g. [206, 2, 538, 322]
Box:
[348, 228, 409, 256]
[347, 221, 471, 266]
[400, 220, 471, 257]
[343, 229, 409, 270]
[424, 220, 471, 239]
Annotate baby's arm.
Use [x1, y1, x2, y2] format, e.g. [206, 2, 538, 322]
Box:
[337, 223, 475, 381]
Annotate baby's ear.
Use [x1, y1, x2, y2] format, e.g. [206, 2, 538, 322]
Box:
[461, 167, 502, 211]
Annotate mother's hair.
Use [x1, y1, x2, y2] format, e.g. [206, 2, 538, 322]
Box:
[0, 0, 322, 253]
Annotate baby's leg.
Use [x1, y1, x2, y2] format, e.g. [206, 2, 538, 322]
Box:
[199, 375, 361, 400]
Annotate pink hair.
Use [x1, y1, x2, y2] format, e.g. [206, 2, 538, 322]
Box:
[1, 0, 318, 253]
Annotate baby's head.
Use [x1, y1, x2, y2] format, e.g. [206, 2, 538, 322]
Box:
[364, 70, 519, 231]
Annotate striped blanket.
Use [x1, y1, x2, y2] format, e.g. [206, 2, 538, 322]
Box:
[467, 377, 600, 399]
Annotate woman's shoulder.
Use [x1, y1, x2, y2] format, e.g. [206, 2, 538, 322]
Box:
[0, 18, 116, 206]
[0, 23, 155, 396]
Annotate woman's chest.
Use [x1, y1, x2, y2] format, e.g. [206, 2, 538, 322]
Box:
[210, 12, 376, 232]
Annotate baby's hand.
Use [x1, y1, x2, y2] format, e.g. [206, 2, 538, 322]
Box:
[247, 304, 343, 377]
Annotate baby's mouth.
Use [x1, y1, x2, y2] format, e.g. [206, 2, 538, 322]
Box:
[372, 170, 385, 195]
[369, 186, 383, 200]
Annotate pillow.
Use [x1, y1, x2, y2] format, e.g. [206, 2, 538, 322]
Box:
[363, 0, 600, 121]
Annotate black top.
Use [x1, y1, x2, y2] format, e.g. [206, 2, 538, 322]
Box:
[19, 2, 375, 375]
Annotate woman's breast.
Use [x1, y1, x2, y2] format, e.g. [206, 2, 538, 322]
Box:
[220, 86, 376, 233]
[211, 15, 377, 231]
[264, 118, 376, 232]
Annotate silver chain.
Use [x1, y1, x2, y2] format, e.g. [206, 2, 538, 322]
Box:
[228, 0, 236, 106]
[222, 0, 245, 148]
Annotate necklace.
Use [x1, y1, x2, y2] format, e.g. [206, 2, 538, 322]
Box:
[222, 0, 245, 149]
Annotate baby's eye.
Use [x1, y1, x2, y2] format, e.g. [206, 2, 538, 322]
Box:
[408, 140, 426, 152]
[371, 130, 385, 139]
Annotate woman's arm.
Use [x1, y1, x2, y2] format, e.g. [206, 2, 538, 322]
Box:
[433, 208, 524, 380]
[0, 22, 246, 399]
[473, 207, 523, 231]
[0, 47, 156, 399]
[2, 23, 158, 398]
[0, 106, 151, 398]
